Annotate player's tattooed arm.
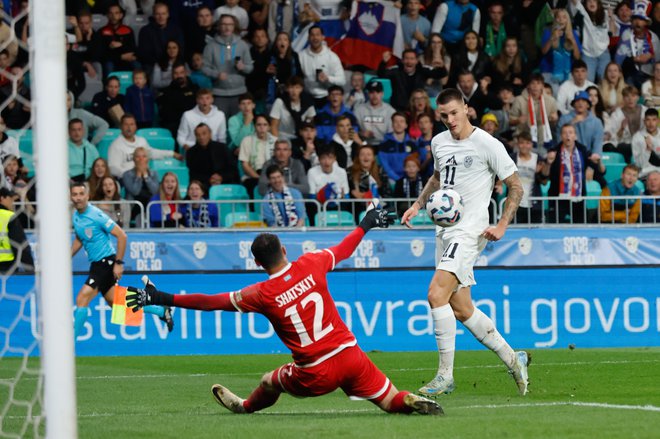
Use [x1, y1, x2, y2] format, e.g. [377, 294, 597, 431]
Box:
[414, 171, 441, 209]
[500, 172, 523, 225]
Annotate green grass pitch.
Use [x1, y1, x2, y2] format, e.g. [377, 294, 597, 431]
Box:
[2, 348, 660, 438]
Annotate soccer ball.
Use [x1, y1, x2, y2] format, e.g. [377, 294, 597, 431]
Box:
[426, 188, 464, 227]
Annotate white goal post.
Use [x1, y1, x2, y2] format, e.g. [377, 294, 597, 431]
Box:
[32, 0, 78, 437]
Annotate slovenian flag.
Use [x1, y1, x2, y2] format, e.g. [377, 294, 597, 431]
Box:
[111, 285, 144, 326]
[332, 0, 404, 69]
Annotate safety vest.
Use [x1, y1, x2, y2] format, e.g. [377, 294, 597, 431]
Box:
[0, 209, 15, 263]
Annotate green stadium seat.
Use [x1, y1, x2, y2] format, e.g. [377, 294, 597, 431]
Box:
[137, 128, 175, 151]
[601, 151, 625, 165]
[540, 180, 550, 212]
[586, 180, 601, 210]
[314, 210, 355, 226]
[224, 211, 264, 227]
[150, 159, 189, 189]
[97, 128, 122, 160]
[209, 184, 250, 225]
[6, 129, 33, 155]
[108, 71, 133, 94]
[605, 163, 627, 183]
[21, 152, 34, 178]
[635, 180, 645, 193]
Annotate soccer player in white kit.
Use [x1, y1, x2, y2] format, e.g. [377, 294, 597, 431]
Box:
[401, 88, 531, 397]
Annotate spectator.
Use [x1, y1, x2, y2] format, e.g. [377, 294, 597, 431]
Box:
[0, 127, 26, 174]
[511, 131, 544, 223]
[641, 61, 660, 109]
[121, 0, 156, 17]
[609, 0, 633, 50]
[97, 4, 138, 77]
[347, 144, 391, 218]
[541, 124, 600, 223]
[124, 69, 155, 128]
[108, 114, 182, 177]
[378, 112, 417, 183]
[227, 93, 256, 151]
[486, 37, 528, 95]
[431, 0, 481, 52]
[266, 32, 303, 107]
[307, 144, 349, 206]
[641, 170, 660, 223]
[607, 85, 646, 163]
[246, 28, 271, 110]
[480, 1, 506, 57]
[328, 115, 363, 169]
[557, 91, 605, 164]
[344, 71, 367, 111]
[416, 113, 435, 178]
[291, 122, 322, 172]
[587, 85, 608, 133]
[393, 154, 426, 217]
[406, 88, 433, 140]
[632, 108, 660, 178]
[419, 33, 451, 98]
[449, 30, 490, 85]
[3, 155, 28, 193]
[186, 123, 239, 187]
[456, 69, 501, 126]
[68, 118, 100, 183]
[615, 8, 660, 89]
[540, 8, 582, 93]
[0, 187, 33, 273]
[168, 0, 216, 48]
[214, 0, 249, 34]
[510, 73, 559, 154]
[202, 15, 254, 117]
[378, 49, 447, 111]
[156, 63, 198, 138]
[354, 80, 396, 146]
[315, 85, 359, 142]
[481, 112, 512, 153]
[91, 175, 132, 228]
[299, 26, 346, 108]
[152, 39, 186, 90]
[149, 171, 184, 228]
[188, 6, 215, 59]
[121, 146, 160, 222]
[0, 51, 12, 96]
[177, 88, 227, 152]
[269, 76, 315, 141]
[257, 139, 309, 197]
[238, 114, 276, 196]
[267, 0, 296, 42]
[600, 164, 642, 223]
[70, 10, 100, 77]
[189, 52, 213, 89]
[91, 76, 126, 127]
[568, 0, 610, 83]
[599, 61, 625, 113]
[87, 157, 113, 194]
[261, 164, 306, 228]
[0, 68, 30, 129]
[401, 0, 431, 53]
[491, 83, 516, 138]
[66, 36, 86, 101]
[180, 180, 219, 228]
[557, 60, 595, 115]
[137, 2, 184, 75]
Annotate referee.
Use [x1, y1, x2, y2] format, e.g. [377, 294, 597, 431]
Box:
[71, 182, 174, 338]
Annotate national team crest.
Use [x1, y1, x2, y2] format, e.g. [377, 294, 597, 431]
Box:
[464, 156, 474, 168]
[410, 239, 424, 257]
[357, 3, 383, 36]
[302, 240, 317, 253]
[193, 241, 207, 260]
[84, 228, 93, 239]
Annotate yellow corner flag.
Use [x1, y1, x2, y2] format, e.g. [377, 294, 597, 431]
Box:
[111, 285, 144, 326]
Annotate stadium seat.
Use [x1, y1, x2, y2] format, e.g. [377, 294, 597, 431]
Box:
[605, 163, 627, 184]
[209, 184, 250, 225]
[586, 180, 601, 210]
[79, 72, 103, 106]
[91, 14, 107, 30]
[314, 210, 355, 226]
[635, 180, 645, 193]
[108, 71, 133, 94]
[97, 128, 122, 160]
[126, 15, 148, 41]
[150, 159, 189, 189]
[22, 152, 34, 178]
[410, 209, 434, 225]
[601, 151, 626, 165]
[137, 128, 175, 151]
[224, 211, 264, 228]
[6, 129, 33, 155]
[540, 180, 550, 212]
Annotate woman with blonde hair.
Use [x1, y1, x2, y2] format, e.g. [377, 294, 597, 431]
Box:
[148, 172, 183, 228]
[540, 8, 582, 92]
[599, 61, 625, 113]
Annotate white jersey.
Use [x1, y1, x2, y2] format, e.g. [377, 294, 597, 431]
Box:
[432, 127, 517, 234]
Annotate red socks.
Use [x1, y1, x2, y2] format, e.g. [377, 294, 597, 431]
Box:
[242, 384, 281, 413]
[388, 391, 413, 414]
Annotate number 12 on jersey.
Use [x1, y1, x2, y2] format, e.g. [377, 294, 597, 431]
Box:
[284, 292, 334, 347]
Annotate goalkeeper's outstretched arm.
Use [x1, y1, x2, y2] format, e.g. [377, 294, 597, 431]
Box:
[328, 208, 396, 263]
[126, 286, 238, 312]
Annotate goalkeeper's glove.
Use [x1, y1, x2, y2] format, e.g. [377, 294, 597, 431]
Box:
[126, 276, 173, 311]
[359, 208, 397, 232]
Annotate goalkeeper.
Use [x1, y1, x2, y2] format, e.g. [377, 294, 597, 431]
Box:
[127, 208, 443, 416]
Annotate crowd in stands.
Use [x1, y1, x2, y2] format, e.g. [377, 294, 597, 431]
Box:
[0, 0, 659, 228]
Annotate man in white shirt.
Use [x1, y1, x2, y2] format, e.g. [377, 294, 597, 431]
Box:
[307, 144, 350, 198]
[177, 89, 227, 151]
[108, 114, 182, 177]
[632, 108, 660, 178]
[556, 60, 595, 115]
[354, 81, 396, 146]
[298, 25, 346, 107]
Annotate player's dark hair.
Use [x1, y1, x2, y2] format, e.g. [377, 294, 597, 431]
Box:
[436, 88, 465, 106]
[251, 233, 284, 269]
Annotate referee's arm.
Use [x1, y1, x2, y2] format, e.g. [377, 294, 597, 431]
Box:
[110, 225, 127, 262]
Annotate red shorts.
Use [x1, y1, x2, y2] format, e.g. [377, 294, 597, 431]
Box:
[271, 346, 391, 402]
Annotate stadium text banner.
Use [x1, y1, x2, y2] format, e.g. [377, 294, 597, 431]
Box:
[58, 228, 660, 272]
[4, 267, 659, 356]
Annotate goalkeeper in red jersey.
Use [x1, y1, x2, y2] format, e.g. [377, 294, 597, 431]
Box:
[126, 208, 443, 416]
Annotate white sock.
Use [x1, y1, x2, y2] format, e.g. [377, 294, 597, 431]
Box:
[431, 304, 456, 379]
[463, 308, 516, 369]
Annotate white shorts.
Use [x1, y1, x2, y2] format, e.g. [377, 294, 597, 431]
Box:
[435, 231, 487, 288]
